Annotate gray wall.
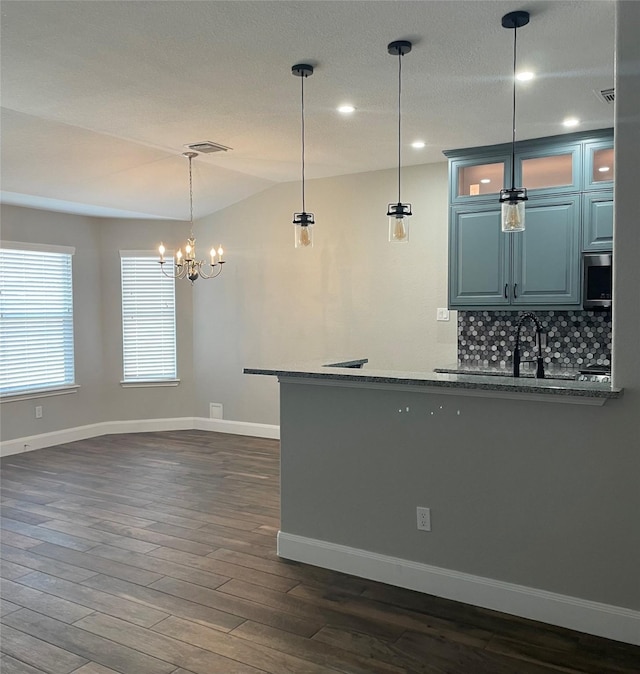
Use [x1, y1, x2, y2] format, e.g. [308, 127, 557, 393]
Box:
[0, 205, 195, 441]
[192, 162, 457, 424]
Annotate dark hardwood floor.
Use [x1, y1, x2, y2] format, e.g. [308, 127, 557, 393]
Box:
[1, 430, 638, 674]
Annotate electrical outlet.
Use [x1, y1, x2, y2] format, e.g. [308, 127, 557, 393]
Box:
[436, 308, 450, 321]
[35, 405, 43, 419]
[209, 403, 223, 419]
[416, 507, 431, 531]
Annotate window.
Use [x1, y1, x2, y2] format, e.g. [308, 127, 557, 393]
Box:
[120, 252, 177, 384]
[0, 243, 76, 397]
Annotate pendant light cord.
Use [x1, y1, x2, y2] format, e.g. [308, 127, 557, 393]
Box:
[397, 50, 402, 204]
[510, 24, 518, 190]
[188, 154, 194, 234]
[301, 72, 306, 213]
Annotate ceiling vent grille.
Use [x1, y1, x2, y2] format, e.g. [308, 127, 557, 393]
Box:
[597, 87, 615, 104]
[186, 141, 231, 154]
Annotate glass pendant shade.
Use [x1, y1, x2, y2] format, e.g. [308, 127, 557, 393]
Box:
[387, 202, 412, 242]
[293, 211, 314, 248]
[499, 187, 528, 232]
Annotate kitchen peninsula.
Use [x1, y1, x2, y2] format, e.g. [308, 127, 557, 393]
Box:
[244, 361, 634, 644]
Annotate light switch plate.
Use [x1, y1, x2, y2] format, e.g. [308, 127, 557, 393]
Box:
[436, 308, 450, 321]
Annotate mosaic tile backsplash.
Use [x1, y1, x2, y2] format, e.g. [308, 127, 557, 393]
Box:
[458, 310, 612, 370]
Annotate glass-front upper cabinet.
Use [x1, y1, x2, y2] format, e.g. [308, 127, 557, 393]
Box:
[516, 143, 581, 195]
[584, 139, 614, 190]
[449, 155, 511, 203]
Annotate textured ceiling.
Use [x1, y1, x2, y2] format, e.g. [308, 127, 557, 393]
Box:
[0, 0, 615, 220]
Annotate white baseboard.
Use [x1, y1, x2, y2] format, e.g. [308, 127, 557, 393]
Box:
[277, 531, 640, 646]
[0, 417, 279, 457]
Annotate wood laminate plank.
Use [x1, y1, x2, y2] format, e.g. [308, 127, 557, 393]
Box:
[15, 571, 170, 628]
[0, 507, 51, 525]
[74, 612, 268, 674]
[146, 575, 324, 638]
[85, 544, 231, 590]
[393, 630, 574, 674]
[0, 621, 89, 674]
[26, 543, 165, 586]
[230, 620, 406, 674]
[1, 578, 95, 624]
[147, 546, 298, 593]
[1, 560, 32, 580]
[0, 653, 49, 674]
[44, 501, 157, 529]
[68, 664, 123, 674]
[486, 634, 636, 674]
[0, 518, 98, 552]
[288, 582, 496, 643]
[0, 545, 99, 583]
[1, 501, 104, 528]
[217, 578, 406, 643]
[0, 599, 22, 616]
[0, 530, 43, 550]
[89, 521, 216, 556]
[152, 615, 341, 674]
[2, 609, 175, 674]
[81, 573, 246, 633]
[39, 520, 160, 554]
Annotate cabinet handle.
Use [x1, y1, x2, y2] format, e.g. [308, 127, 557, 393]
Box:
[514, 283, 518, 299]
[504, 284, 508, 299]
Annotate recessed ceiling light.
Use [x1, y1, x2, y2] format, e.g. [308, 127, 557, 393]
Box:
[563, 117, 580, 128]
[411, 141, 426, 149]
[337, 104, 355, 114]
[516, 71, 535, 81]
[598, 166, 610, 172]
[480, 178, 491, 184]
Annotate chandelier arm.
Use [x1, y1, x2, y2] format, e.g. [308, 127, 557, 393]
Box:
[199, 264, 224, 280]
[159, 262, 185, 280]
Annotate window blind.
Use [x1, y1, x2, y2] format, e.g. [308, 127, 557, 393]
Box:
[0, 247, 75, 396]
[120, 254, 176, 382]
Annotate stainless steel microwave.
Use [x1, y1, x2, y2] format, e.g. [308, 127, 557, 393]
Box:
[583, 253, 612, 310]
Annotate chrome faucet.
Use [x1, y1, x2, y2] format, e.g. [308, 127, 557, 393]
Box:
[513, 312, 545, 378]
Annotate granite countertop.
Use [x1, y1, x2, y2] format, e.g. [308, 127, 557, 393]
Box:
[434, 364, 579, 381]
[244, 360, 622, 402]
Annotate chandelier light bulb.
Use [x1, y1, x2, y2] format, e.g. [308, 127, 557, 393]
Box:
[502, 201, 525, 232]
[210, 248, 216, 265]
[159, 243, 165, 262]
[217, 246, 224, 261]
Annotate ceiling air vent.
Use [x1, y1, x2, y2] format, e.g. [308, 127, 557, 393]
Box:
[186, 141, 231, 154]
[597, 87, 615, 104]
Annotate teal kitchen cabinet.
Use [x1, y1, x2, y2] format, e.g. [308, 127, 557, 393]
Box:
[449, 196, 580, 309]
[449, 204, 509, 306]
[583, 138, 614, 191]
[582, 192, 614, 251]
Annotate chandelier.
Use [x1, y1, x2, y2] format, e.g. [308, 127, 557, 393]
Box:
[159, 151, 225, 283]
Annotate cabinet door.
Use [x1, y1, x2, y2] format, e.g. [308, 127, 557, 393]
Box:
[582, 192, 613, 251]
[450, 155, 511, 204]
[583, 138, 614, 191]
[516, 143, 581, 196]
[511, 196, 580, 306]
[449, 204, 510, 306]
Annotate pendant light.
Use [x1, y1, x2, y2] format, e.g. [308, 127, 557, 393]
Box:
[500, 10, 530, 232]
[387, 40, 412, 243]
[292, 63, 314, 248]
[158, 152, 225, 283]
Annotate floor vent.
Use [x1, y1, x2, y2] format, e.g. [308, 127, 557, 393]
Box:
[597, 87, 615, 104]
[186, 141, 231, 153]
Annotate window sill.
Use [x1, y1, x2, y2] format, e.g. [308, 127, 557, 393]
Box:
[0, 385, 80, 403]
[120, 379, 180, 388]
